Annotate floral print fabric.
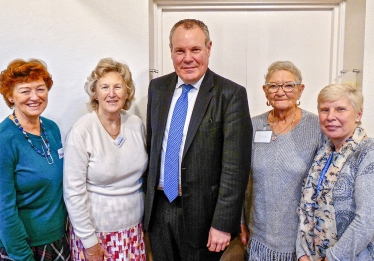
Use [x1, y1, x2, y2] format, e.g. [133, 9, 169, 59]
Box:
[69, 222, 146, 261]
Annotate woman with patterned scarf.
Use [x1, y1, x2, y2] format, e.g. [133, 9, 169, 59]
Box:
[297, 83, 374, 261]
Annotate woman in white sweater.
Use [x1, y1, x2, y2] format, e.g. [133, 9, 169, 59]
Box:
[63, 58, 148, 261]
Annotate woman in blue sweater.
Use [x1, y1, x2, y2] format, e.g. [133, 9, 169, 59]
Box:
[298, 84, 374, 260]
[0, 59, 70, 261]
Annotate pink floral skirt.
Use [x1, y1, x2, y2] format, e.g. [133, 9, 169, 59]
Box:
[69, 223, 146, 261]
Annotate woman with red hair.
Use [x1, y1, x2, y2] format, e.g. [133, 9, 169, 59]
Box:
[0, 59, 70, 261]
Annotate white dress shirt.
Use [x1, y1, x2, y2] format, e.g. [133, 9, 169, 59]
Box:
[158, 76, 204, 191]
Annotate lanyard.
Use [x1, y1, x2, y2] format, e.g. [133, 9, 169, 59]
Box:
[315, 152, 334, 197]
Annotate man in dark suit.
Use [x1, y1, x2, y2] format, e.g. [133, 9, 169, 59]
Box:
[144, 19, 252, 261]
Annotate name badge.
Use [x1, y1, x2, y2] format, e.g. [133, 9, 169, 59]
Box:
[115, 135, 125, 148]
[254, 131, 272, 143]
[57, 148, 64, 159]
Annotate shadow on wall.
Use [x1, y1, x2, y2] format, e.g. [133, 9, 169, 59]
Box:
[131, 91, 148, 124]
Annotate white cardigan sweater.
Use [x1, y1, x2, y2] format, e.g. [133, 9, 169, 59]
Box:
[63, 110, 148, 248]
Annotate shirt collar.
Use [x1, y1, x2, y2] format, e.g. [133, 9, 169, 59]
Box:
[176, 74, 205, 90]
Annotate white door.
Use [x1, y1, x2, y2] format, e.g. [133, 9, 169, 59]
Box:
[151, 1, 344, 117]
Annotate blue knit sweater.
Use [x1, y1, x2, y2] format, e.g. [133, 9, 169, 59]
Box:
[0, 116, 66, 261]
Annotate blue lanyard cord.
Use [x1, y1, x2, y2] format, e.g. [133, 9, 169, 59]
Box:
[315, 152, 334, 197]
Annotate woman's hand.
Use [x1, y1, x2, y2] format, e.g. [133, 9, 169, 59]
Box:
[299, 255, 311, 261]
[84, 243, 112, 261]
[238, 223, 250, 246]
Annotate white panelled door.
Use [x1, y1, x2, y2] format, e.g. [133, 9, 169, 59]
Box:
[152, 1, 344, 117]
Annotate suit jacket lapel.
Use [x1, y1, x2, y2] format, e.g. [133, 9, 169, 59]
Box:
[182, 69, 214, 159]
[155, 73, 177, 155]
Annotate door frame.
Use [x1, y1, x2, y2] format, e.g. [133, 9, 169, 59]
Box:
[149, 0, 346, 83]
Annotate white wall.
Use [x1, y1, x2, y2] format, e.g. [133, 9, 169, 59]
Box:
[160, 9, 333, 118]
[343, 0, 365, 89]
[1, 0, 373, 137]
[0, 0, 149, 139]
[362, 0, 374, 136]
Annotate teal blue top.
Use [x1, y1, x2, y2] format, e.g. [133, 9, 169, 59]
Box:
[0, 116, 66, 261]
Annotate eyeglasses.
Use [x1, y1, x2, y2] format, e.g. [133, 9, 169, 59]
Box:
[264, 82, 299, 93]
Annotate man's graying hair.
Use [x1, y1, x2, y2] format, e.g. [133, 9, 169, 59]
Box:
[169, 19, 211, 49]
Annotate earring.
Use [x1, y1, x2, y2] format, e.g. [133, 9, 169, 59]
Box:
[266, 100, 270, 106]
[296, 100, 301, 106]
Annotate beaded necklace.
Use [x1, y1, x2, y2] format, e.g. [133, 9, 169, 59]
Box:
[12, 111, 54, 164]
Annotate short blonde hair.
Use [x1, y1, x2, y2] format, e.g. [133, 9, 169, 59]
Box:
[84, 58, 135, 111]
[318, 83, 363, 113]
[265, 61, 302, 84]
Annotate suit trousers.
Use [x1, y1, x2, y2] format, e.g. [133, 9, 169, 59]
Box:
[149, 190, 223, 261]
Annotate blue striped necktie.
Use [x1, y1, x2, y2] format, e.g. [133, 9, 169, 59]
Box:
[164, 84, 193, 202]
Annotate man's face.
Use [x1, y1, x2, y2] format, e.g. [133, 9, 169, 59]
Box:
[170, 26, 211, 84]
